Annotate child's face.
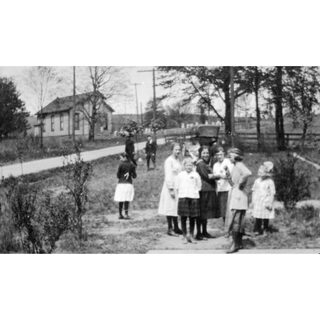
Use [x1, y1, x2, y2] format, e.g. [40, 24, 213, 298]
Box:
[172, 145, 181, 157]
[228, 152, 236, 163]
[217, 151, 224, 162]
[201, 149, 210, 162]
[258, 165, 265, 177]
[185, 163, 193, 173]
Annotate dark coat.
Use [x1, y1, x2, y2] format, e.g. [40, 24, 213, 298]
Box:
[145, 140, 157, 155]
[117, 160, 137, 184]
[125, 138, 135, 157]
[196, 159, 216, 192]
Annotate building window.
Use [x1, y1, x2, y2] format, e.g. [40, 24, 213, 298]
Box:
[74, 113, 80, 130]
[42, 118, 46, 133]
[51, 115, 55, 132]
[60, 113, 64, 131]
[103, 113, 108, 130]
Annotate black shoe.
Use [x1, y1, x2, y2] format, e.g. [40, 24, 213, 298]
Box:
[226, 244, 239, 254]
[195, 233, 204, 241]
[119, 215, 125, 220]
[202, 232, 214, 239]
[167, 229, 178, 237]
[173, 228, 183, 235]
[124, 215, 131, 220]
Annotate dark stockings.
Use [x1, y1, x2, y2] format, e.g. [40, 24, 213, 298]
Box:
[181, 216, 196, 241]
[254, 218, 270, 234]
[166, 216, 173, 230]
[196, 218, 213, 238]
[119, 201, 129, 218]
[166, 216, 183, 235]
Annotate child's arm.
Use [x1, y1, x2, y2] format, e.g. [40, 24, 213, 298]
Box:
[264, 180, 275, 210]
[195, 172, 202, 192]
[131, 165, 137, 179]
[238, 164, 252, 190]
[164, 159, 174, 189]
[175, 173, 181, 194]
[116, 165, 121, 179]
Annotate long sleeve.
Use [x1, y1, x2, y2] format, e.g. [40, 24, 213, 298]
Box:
[164, 158, 174, 189]
[131, 164, 137, 179]
[196, 161, 211, 184]
[116, 164, 121, 179]
[238, 163, 252, 186]
[263, 180, 275, 207]
[195, 172, 202, 192]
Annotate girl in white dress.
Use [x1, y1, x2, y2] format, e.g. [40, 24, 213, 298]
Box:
[251, 161, 276, 235]
[158, 143, 183, 236]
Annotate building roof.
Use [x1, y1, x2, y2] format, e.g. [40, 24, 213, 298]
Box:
[37, 91, 114, 115]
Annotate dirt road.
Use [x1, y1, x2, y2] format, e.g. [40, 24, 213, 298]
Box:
[0, 138, 166, 179]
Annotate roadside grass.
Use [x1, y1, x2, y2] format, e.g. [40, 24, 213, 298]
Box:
[0, 135, 148, 165]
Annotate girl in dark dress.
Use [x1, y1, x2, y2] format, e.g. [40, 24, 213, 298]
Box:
[196, 147, 220, 240]
[114, 153, 137, 219]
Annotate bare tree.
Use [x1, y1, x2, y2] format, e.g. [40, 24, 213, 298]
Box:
[78, 66, 129, 141]
[26, 67, 62, 147]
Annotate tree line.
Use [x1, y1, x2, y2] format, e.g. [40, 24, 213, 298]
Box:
[1, 66, 320, 150]
[157, 66, 320, 150]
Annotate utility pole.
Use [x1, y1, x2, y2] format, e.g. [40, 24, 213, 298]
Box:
[72, 66, 76, 144]
[230, 66, 235, 147]
[40, 103, 43, 149]
[138, 68, 157, 122]
[132, 83, 142, 124]
[152, 68, 156, 122]
[140, 102, 143, 124]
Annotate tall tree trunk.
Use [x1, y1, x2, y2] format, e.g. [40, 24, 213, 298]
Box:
[301, 121, 308, 148]
[199, 104, 206, 124]
[223, 78, 231, 134]
[254, 67, 262, 151]
[88, 124, 94, 141]
[275, 67, 286, 150]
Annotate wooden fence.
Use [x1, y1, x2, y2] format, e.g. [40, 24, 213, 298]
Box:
[163, 128, 320, 147]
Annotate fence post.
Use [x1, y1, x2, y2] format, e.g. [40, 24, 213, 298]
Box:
[286, 133, 290, 148]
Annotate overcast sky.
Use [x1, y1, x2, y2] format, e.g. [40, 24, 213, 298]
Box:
[0, 66, 160, 115]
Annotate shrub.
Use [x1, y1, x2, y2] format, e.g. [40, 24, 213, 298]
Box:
[273, 153, 311, 209]
[39, 192, 73, 253]
[2, 176, 73, 253]
[5, 178, 42, 253]
[0, 186, 20, 252]
[63, 143, 92, 240]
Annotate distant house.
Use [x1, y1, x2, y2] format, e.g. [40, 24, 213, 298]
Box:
[35, 91, 114, 138]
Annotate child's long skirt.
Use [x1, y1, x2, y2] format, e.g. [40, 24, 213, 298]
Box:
[114, 183, 134, 202]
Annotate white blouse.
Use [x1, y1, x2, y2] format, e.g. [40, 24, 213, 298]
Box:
[175, 170, 202, 199]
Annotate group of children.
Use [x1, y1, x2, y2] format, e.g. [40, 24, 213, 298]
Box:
[113, 140, 276, 253]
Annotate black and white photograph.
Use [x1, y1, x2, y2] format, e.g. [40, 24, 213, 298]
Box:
[1, 1, 320, 320]
[1, 65, 320, 254]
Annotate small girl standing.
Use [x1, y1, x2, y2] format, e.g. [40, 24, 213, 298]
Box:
[251, 161, 276, 235]
[114, 152, 137, 219]
[176, 158, 202, 243]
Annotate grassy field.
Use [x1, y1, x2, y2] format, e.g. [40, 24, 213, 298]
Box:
[0, 135, 148, 165]
[2, 141, 320, 253]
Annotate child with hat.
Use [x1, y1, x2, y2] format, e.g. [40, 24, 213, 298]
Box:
[251, 161, 276, 235]
[225, 147, 252, 253]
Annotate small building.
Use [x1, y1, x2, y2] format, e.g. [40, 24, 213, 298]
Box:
[35, 91, 114, 138]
